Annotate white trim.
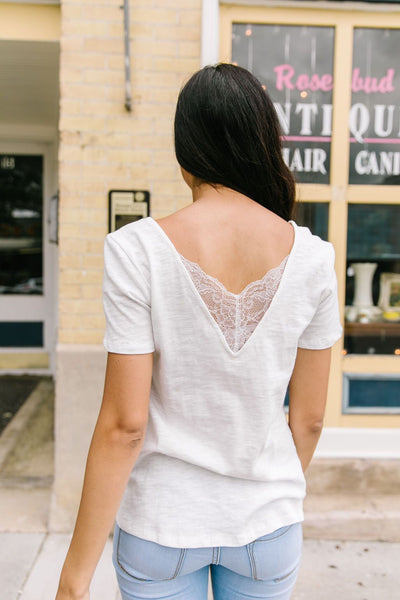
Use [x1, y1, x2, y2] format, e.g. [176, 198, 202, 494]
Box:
[315, 427, 400, 458]
[202, 0, 220, 66]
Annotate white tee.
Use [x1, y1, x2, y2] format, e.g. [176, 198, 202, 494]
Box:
[103, 217, 342, 548]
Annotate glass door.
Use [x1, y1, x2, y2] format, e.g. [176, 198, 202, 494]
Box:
[0, 144, 54, 369]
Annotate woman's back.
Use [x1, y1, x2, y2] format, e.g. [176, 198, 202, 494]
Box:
[156, 187, 294, 296]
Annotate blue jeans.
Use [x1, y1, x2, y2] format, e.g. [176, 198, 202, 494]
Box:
[113, 522, 302, 599]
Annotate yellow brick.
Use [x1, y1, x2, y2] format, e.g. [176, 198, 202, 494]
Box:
[131, 8, 178, 25]
[152, 165, 180, 180]
[84, 38, 123, 54]
[60, 131, 81, 145]
[60, 116, 106, 133]
[59, 314, 81, 329]
[104, 132, 129, 148]
[59, 254, 82, 269]
[108, 116, 153, 134]
[60, 82, 109, 100]
[58, 284, 82, 299]
[62, 5, 83, 20]
[58, 224, 82, 238]
[156, 25, 200, 42]
[84, 224, 108, 241]
[60, 238, 89, 254]
[59, 298, 100, 315]
[81, 315, 105, 330]
[63, 52, 107, 70]
[85, 69, 124, 86]
[153, 149, 175, 165]
[62, 20, 110, 37]
[61, 37, 84, 53]
[61, 67, 84, 84]
[153, 57, 199, 74]
[178, 10, 201, 27]
[153, 118, 173, 135]
[125, 166, 151, 183]
[131, 71, 180, 89]
[82, 5, 121, 21]
[130, 24, 155, 40]
[108, 148, 152, 165]
[152, 180, 184, 197]
[82, 100, 125, 118]
[82, 253, 103, 269]
[155, 0, 197, 7]
[178, 41, 200, 58]
[60, 98, 82, 116]
[82, 194, 107, 209]
[87, 240, 105, 254]
[58, 330, 103, 345]
[82, 284, 102, 299]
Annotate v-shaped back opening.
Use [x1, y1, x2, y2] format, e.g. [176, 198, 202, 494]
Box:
[179, 252, 288, 352]
[149, 217, 298, 355]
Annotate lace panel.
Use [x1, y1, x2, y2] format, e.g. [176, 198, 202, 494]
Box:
[180, 255, 288, 352]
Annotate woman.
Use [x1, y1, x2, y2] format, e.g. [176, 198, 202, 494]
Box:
[56, 64, 342, 600]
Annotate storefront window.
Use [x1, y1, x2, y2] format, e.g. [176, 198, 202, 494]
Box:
[295, 202, 329, 240]
[345, 204, 400, 355]
[232, 24, 335, 183]
[349, 28, 400, 184]
[0, 155, 43, 295]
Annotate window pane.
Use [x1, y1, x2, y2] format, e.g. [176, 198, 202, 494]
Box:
[345, 204, 400, 355]
[232, 24, 335, 183]
[349, 28, 400, 185]
[0, 155, 43, 295]
[344, 376, 400, 412]
[0, 322, 43, 347]
[295, 202, 329, 240]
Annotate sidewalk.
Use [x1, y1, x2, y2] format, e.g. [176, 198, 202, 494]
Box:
[1, 531, 400, 600]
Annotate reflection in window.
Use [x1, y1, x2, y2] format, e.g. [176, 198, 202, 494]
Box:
[232, 24, 335, 184]
[349, 28, 400, 185]
[345, 204, 400, 355]
[0, 155, 43, 295]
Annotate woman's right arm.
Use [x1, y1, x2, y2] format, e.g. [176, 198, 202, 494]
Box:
[288, 347, 332, 472]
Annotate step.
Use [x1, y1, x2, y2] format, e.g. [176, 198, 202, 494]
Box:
[304, 493, 400, 542]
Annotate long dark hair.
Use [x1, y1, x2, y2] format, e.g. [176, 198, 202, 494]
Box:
[174, 63, 295, 221]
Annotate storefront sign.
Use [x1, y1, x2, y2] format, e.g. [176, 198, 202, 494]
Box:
[232, 24, 335, 184]
[232, 24, 400, 186]
[349, 28, 400, 185]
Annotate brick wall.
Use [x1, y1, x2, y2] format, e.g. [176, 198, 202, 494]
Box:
[58, 0, 202, 344]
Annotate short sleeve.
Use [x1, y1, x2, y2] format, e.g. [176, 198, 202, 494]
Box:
[103, 234, 155, 354]
[298, 266, 343, 350]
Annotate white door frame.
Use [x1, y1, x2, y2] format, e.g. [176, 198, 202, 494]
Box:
[0, 140, 58, 373]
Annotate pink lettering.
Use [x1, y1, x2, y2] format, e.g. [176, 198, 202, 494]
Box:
[296, 74, 309, 91]
[274, 64, 295, 91]
[320, 75, 333, 92]
[352, 68, 395, 94]
[275, 64, 395, 94]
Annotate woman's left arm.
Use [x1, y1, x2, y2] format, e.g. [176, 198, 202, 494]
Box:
[56, 352, 153, 600]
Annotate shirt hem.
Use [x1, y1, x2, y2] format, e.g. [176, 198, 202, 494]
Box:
[116, 506, 305, 549]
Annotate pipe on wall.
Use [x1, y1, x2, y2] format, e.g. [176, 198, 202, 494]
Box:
[201, 0, 220, 67]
